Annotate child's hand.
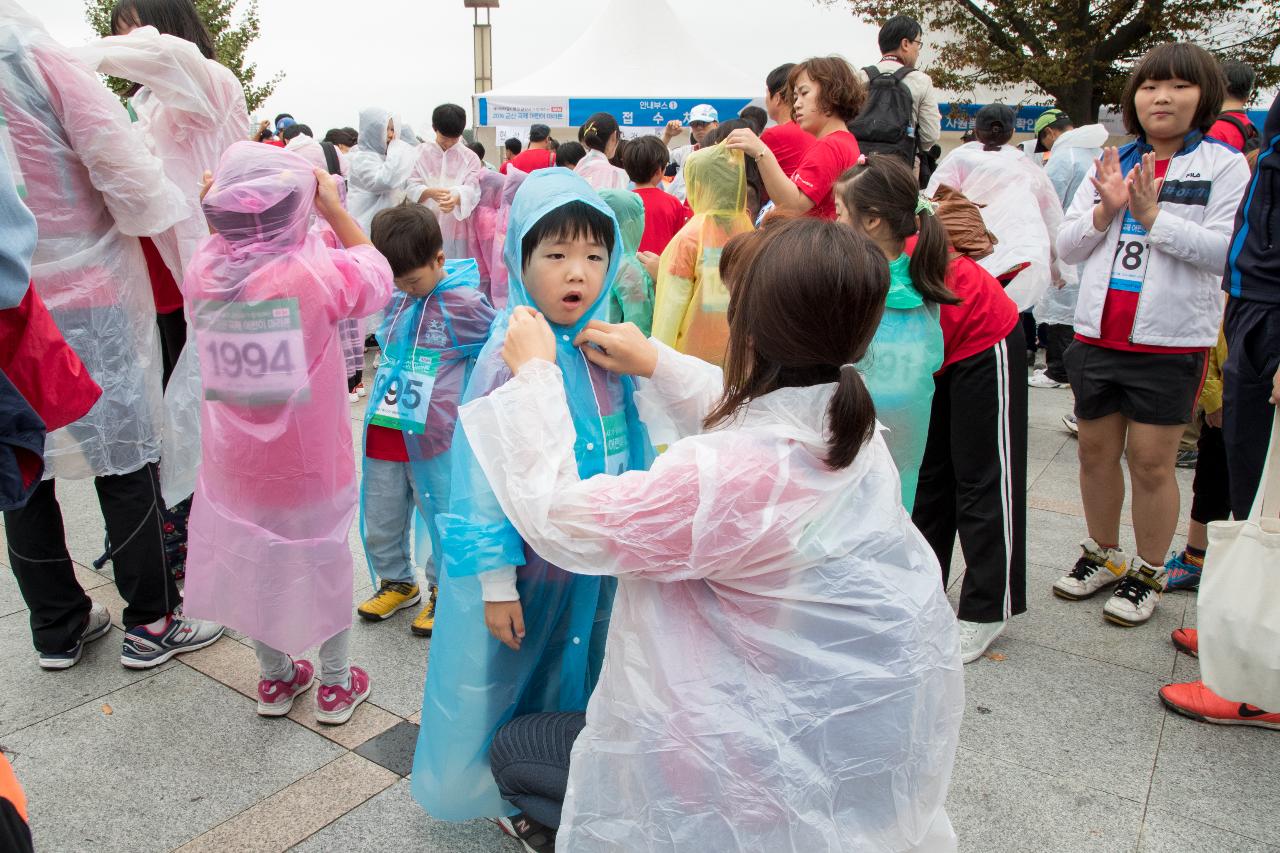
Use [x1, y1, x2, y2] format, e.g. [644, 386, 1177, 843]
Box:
[502, 306, 557, 374]
[1126, 152, 1163, 232]
[200, 170, 214, 201]
[485, 600, 525, 651]
[637, 250, 660, 280]
[575, 320, 658, 378]
[313, 168, 344, 220]
[438, 191, 459, 214]
[1090, 147, 1128, 225]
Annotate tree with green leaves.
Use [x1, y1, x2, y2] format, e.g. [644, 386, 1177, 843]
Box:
[85, 0, 282, 113]
[826, 0, 1280, 122]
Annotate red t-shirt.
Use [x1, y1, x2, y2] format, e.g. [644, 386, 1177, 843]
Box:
[501, 148, 557, 175]
[1075, 160, 1204, 354]
[1207, 112, 1253, 153]
[140, 236, 183, 314]
[634, 186, 690, 255]
[364, 423, 409, 462]
[791, 129, 860, 220]
[761, 121, 816, 179]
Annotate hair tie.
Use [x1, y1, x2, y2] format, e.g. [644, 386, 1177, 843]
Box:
[855, 154, 867, 166]
[915, 193, 937, 216]
[583, 121, 596, 138]
[840, 362, 858, 372]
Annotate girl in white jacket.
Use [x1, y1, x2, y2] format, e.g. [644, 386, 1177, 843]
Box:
[1050, 43, 1250, 627]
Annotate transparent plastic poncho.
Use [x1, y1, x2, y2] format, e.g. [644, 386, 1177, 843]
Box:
[488, 166, 529, 310]
[598, 188, 655, 334]
[406, 138, 483, 260]
[858, 255, 944, 511]
[926, 142, 1064, 312]
[0, 5, 190, 479]
[574, 149, 628, 191]
[456, 341, 964, 852]
[412, 168, 655, 821]
[1036, 125, 1108, 326]
[651, 143, 754, 365]
[180, 142, 393, 655]
[347, 107, 416, 234]
[466, 168, 506, 303]
[357, 257, 496, 586]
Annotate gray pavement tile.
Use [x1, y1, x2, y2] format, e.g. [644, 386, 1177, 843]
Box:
[1148, 698, 1280, 843]
[290, 777, 518, 853]
[1139, 807, 1278, 852]
[354, 719, 419, 777]
[946, 747, 1143, 853]
[46, 477, 111, 570]
[1027, 425, 1070, 462]
[958, 636, 1166, 801]
[6, 664, 344, 853]
[344, 615, 430, 718]
[0, 613, 174, 738]
[0, 564, 26, 619]
[1023, 507, 1133, 574]
[1003, 561, 1184, 679]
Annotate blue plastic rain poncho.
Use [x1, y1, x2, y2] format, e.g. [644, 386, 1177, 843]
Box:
[859, 254, 943, 511]
[1036, 124, 1109, 327]
[597, 188, 655, 334]
[358, 258, 496, 584]
[412, 168, 654, 821]
[455, 340, 963, 851]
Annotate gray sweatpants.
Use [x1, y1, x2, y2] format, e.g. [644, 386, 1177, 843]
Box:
[254, 628, 351, 687]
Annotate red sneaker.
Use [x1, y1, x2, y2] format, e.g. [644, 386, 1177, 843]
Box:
[257, 658, 315, 717]
[315, 666, 371, 725]
[1171, 628, 1198, 657]
[1160, 680, 1280, 730]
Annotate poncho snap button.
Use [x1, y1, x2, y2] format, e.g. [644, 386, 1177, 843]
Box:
[561, 334, 570, 342]
[586, 443, 595, 451]
[572, 636, 581, 644]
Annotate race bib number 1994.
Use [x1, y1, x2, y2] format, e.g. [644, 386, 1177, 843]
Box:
[197, 298, 308, 406]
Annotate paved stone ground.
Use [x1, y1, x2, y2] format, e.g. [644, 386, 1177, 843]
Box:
[4, 375, 1280, 853]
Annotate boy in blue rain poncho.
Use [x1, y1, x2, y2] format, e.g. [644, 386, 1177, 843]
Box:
[356, 203, 495, 636]
[412, 168, 654, 821]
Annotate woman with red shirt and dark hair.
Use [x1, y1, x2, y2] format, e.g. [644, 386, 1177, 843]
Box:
[726, 56, 863, 220]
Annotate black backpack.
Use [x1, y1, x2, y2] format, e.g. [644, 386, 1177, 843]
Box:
[320, 140, 342, 175]
[849, 65, 917, 164]
[1216, 111, 1260, 155]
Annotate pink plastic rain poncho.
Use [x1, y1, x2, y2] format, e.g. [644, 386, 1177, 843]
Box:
[466, 167, 505, 303]
[926, 142, 1064, 312]
[458, 342, 964, 851]
[73, 25, 251, 505]
[574, 149, 628, 191]
[181, 142, 393, 655]
[0, 1, 189, 479]
[406, 138, 484, 259]
[487, 166, 529, 310]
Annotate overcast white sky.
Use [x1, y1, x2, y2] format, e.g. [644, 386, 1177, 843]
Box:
[31, 0, 886, 133]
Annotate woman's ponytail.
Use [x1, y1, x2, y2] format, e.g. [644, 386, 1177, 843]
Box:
[826, 364, 877, 469]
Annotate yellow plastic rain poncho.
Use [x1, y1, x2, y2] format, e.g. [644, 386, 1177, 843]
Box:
[651, 143, 753, 365]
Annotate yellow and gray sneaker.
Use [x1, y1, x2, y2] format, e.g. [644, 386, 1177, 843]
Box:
[411, 584, 439, 637]
[1052, 538, 1127, 600]
[1103, 557, 1166, 627]
[357, 581, 421, 621]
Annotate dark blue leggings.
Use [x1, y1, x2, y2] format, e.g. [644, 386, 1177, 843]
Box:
[489, 711, 586, 829]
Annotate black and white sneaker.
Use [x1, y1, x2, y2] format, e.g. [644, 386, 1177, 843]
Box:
[1103, 558, 1166, 627]
[39, 602, 112, 670]
[120, 615, 224, 669]
[495, 813, 557, 853]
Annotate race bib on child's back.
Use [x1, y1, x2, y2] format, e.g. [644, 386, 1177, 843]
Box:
[196, 298, 308, 406]
[1109, 212, 1151, 293]
[369, 345, 440, 434]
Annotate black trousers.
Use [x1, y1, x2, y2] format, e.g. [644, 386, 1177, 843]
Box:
[4, 462, 177, 653]
[156, 308, 187, 391]
[1190, 418, 1231, 526]
[1223, 299, 1280, 517]
[489, 711, 587, 830]
[913, 325, 1028, 623]
[1043, 324, 1074, 383]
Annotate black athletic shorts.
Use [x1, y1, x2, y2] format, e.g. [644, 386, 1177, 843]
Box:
[1064, 340, 1208, 426]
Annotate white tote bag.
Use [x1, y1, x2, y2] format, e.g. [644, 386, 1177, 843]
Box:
[1199, 408, 1280, 711]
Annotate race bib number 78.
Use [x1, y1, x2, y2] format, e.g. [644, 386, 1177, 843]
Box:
[1109, 212, 1151, 293]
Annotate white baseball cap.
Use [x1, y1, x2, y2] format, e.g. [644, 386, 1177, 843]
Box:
[688, 104, 719, 124]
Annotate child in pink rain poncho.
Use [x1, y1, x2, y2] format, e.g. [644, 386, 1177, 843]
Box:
[182, 142, 394, 725]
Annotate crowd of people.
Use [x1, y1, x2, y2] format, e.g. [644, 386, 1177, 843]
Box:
[1, 0, 1277, 850]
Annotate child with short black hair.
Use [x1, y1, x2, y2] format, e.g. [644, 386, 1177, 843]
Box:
[624, 135, 689, 255]
[357, 202, 495, 636]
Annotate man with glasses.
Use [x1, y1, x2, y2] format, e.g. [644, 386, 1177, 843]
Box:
[854, 15, 942, 178]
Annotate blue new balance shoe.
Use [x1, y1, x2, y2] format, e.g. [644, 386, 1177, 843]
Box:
[121, 614, 224, 669]
[1164, 550, 1202, 591]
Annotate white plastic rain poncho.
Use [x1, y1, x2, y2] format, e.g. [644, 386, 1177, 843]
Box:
[412, 168, 655, 821]
[926, 142, 1064, 312]
[859, 253, 944, 511]
[457, 340, 964, 852]
[72, 25, 251, 505]
[347, 107, 417, 234]
[598, 188, 655, 334]
[574, 149, 628, 192]
[0, 2, 190, 479]
[651, 142, 754, 364]
[1036, 124, 1108, 326]
[406, 138, 484, 259]
[181, 142, 393, 655]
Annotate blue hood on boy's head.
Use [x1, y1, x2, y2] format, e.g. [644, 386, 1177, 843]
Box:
[502, 167, 621, 338]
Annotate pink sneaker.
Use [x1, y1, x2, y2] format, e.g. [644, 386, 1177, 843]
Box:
[315, 666, 371, 725]
[257, 659, 315, 717]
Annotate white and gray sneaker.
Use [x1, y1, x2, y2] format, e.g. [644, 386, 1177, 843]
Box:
[121, 614, 224, 669]
[39, 601, 112, 670]
[1028, 369, 1066, 389]
[1103, 558, 1166, 627]
[958, 619, 1007, 664]
[1053, 538, 1127, 600]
